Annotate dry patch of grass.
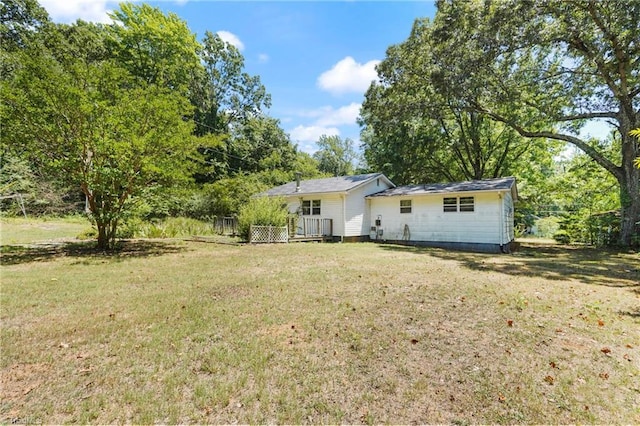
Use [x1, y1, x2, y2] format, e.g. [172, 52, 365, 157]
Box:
[1, 235, 639, 424]
[0, 216, 89, 245]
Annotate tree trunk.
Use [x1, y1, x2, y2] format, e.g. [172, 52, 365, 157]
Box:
[96, 221, 109, 251]
[619, 134, 640, 246]
[618, 111, 640, 247]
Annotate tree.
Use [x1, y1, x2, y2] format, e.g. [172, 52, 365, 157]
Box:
[2, 20, 196, 250]
[360, 16, 552, 185]
[107, 2, 201, 95]
[312, 135, 356, 177]
[632, 129, 640, 169]
[0, 0, 49, 52]
[192, 31, 271, 136]
[426, 0, 639, 246]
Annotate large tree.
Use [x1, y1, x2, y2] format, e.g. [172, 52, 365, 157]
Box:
[2, 14, 197, 250]
[426, 0, 639, 246]
[313, 135, 357, 177]
[360, 15, 551, 185]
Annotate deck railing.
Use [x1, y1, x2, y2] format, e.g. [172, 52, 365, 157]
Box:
[288, 217, 333, 237]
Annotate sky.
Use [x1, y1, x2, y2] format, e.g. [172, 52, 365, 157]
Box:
[39, 0, 437, 154]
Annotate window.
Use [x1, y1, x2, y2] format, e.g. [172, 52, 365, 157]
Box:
[400, 199, 412, 214]
[459, 196, 475, 212]
[443, 196, 475, 212]
[302, 200, 321, 215]
[443, 197, 457, 212]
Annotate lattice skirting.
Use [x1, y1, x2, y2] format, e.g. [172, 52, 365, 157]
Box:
[249, 225, 289, 243]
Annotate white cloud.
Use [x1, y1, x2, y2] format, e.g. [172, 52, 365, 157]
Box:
[289, 125, 340, 144]
[40, 0, 116, 23]
[317, 56, 380, 95]
[258, 53, 270, 64]
[301, 103, 360, 127]
[217, 30, 244, 51]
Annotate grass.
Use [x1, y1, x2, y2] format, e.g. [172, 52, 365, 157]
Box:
[1, 219, 639, 424]
[0, 216, 89, 245]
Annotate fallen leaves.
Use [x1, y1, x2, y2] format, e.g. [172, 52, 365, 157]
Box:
[507, 319, 514, 327]
[544, 375, 555, 385]
[601, 347, 611, 355]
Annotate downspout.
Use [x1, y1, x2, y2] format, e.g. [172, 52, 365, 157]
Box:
[498, 192, 505, 252]
[341, 193, 346, 243]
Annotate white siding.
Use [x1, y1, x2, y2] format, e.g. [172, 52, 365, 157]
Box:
[370, 192, 506, 244]
[344, 178, 392, 237]
[285, 194, 344, 236]
[282, 176, 391, 238]
[502, 191, 514, 244]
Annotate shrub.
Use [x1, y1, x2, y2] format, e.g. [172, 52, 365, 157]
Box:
[535, 216, 560, 238]
[553, 230, 571, 244]
[237, 196, 288, 240]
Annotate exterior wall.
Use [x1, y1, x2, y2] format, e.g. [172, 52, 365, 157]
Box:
[344, 177, 392, 237]
[502, 191, 515, 244]
[285, 194, 344, 236]
[369, 192, 507, 245]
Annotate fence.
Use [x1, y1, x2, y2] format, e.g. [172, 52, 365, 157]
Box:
[214, 216, 237, 235]
[249, 225, 289, 244]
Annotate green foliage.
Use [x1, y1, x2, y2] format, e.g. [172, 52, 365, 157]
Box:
[359, 17, 550, 185]
[0, 0, 49, 53]
[107, 2, 201, 94]
[237, 196, 288, 240]
[552, 230, 571, 245]
[2, 17, 197, 250]
[196, 175, 270, 218]
[193, 31, 271, 136]
[313, 135, 356, 177]
[632, 129, 640, 169]
[535, 217, 560, 238]
[426, 0, 640, 245]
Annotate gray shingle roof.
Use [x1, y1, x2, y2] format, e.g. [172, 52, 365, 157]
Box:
[264, 173, 388, 196]
[367, 176, 516, 197]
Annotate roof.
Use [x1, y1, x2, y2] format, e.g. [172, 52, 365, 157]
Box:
[367, 176, 517, 199]
[263, 173, 393, 197]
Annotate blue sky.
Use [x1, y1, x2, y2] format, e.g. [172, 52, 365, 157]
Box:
[40, 0, 437, 154]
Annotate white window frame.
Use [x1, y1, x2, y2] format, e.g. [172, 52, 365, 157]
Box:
[400, 199, 412, 214]
[302, 199, 321, 216]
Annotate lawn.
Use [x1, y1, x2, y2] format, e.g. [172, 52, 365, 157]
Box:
[1, 220, 639, 424]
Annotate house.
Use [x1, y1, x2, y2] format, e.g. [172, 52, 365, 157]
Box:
[366, 177, 518, 253]
[263, 174, 517, 252]
[263, 173, 395, 241]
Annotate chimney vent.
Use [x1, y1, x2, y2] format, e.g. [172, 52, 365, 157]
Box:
[295, 172, 302, 192]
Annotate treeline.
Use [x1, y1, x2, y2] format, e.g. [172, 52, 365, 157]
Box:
[359, 0, 639, 247]
[2, 0, 638, 248]
[1, 0, 335, 248]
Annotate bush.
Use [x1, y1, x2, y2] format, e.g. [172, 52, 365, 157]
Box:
[535, 216, 560, 238]
[553, 230, 571, 244]
[237, 196, 288, 240]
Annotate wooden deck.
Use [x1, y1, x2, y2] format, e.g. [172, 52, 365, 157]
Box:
[288, 217, 333, 242]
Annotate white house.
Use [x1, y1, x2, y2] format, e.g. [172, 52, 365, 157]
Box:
[366, 177, 518, 253]
[263, 174, 517, 252]
[263, 173, 395, 241]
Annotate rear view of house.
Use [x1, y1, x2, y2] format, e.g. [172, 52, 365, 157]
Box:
[263, 173, 395, 241]
[263, 174, 517, 252]
[367, 177, 518, 253]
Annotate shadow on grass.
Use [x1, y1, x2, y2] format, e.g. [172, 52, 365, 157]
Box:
[377, 241, 640, 289]
[0, 240, 187, 265]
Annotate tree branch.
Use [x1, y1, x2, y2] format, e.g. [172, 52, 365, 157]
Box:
[556, 112, 618, 121]
[475, 106, 622, 181]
